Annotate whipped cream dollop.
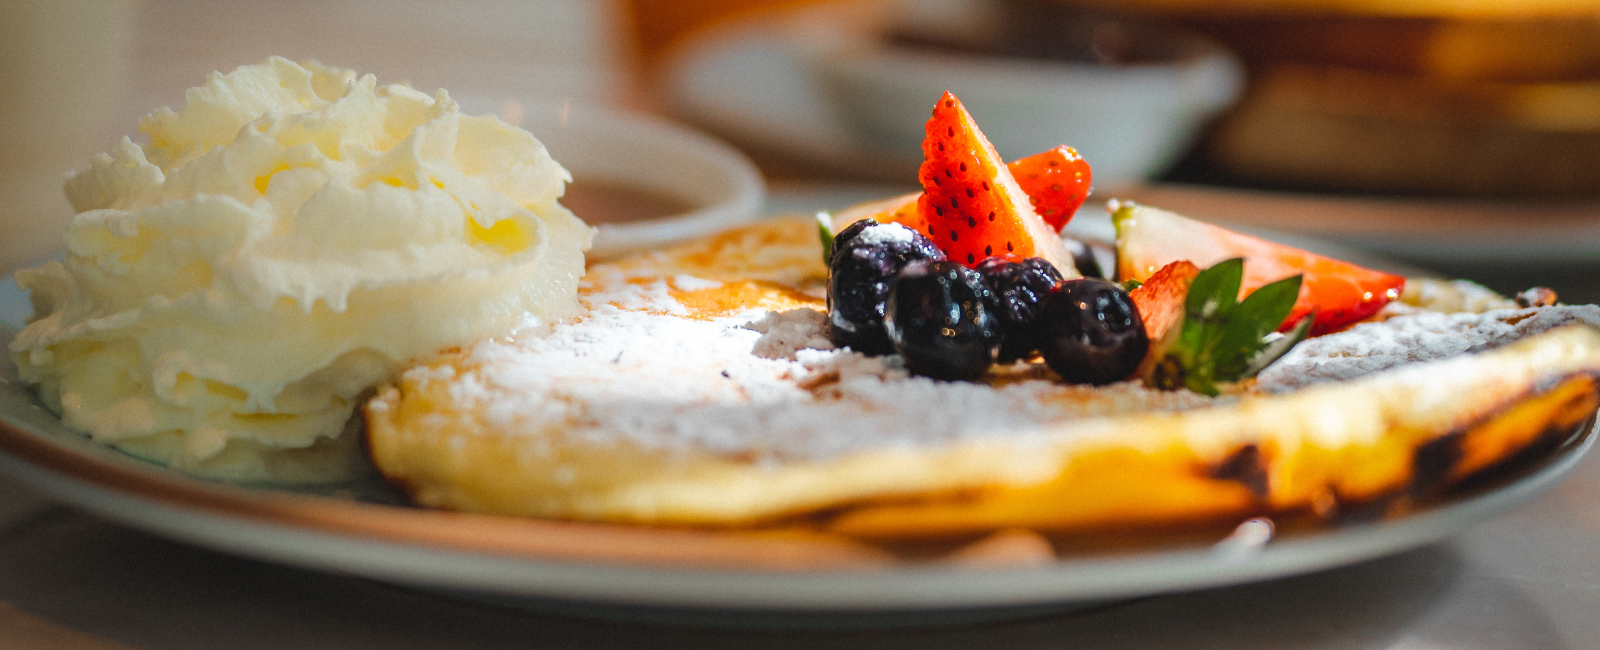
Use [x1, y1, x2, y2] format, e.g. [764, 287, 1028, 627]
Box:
[8, 57, 593, 481]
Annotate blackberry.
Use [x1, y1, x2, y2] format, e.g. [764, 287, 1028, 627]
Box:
[831, 218, 876, 254]
[975, 256, 1064, 363]
[826, 221, 945, 355]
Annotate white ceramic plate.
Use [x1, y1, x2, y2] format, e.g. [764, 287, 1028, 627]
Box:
[662, 2, 916, 183]
[0, 281, 1593, 619]
[662, 0, 1242, 191]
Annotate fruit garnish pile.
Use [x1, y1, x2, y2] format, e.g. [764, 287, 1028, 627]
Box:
[823, 91, 1405, 393]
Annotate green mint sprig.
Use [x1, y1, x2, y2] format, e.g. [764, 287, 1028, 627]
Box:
[1151, 258, 1311, 396]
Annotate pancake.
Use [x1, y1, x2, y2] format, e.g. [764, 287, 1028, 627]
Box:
[364, 215, 1600, 538]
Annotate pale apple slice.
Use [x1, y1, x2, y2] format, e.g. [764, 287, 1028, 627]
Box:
[1114, 201, 1405, 335]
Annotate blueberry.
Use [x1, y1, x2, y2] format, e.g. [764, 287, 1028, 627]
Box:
[884, 260, 999, 381]
[827, 221, 945, 355]
[975, 256, 1064, 363]
[1037, 278, 1148, 385]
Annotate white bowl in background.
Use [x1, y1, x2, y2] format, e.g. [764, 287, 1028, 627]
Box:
[460, 97, 766, 260]
[812, 0, 1245, 191]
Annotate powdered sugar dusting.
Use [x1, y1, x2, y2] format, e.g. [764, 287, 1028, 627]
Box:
[854, 222, 917, 246]
[418, 273, 1204, 462]
[417, 263, 1598, 462]
[746, 309, 835, 360]
[1257, 305, 1600, 392]
[671, 274, 723, 292]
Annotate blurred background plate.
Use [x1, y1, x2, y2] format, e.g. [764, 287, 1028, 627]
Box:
[664, 0, 1244, 192]
[456, 97, 767, 259]
[664, 2, 920, 183]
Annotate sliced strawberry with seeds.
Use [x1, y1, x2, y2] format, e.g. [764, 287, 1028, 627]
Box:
[916, 92, 1076, 273]
[1129, 260, 1201, 346]
[1008, 145, 1092, 233]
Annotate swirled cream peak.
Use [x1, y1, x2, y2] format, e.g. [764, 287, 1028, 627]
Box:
[9, 57, 593, 482]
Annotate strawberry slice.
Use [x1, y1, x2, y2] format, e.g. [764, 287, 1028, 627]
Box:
[1129, 260, 1201, 346]
[916, 92, 1076, 272]
[1114, 203, 1404, 336]
[1008, 146, 1092, 233]
[1128, 260, 1201, 380]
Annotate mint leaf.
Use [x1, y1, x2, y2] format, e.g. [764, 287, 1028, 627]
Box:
[1242, 313, 1313, 378]
[1169, 258, 1243, 395]
[1213, 274, 1302, 380]
[1179, 356, 1221, 396]
[1184, 257, 1242, 325]
[816, 212, 835, 266]
[1152, 259, 1309, 396]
